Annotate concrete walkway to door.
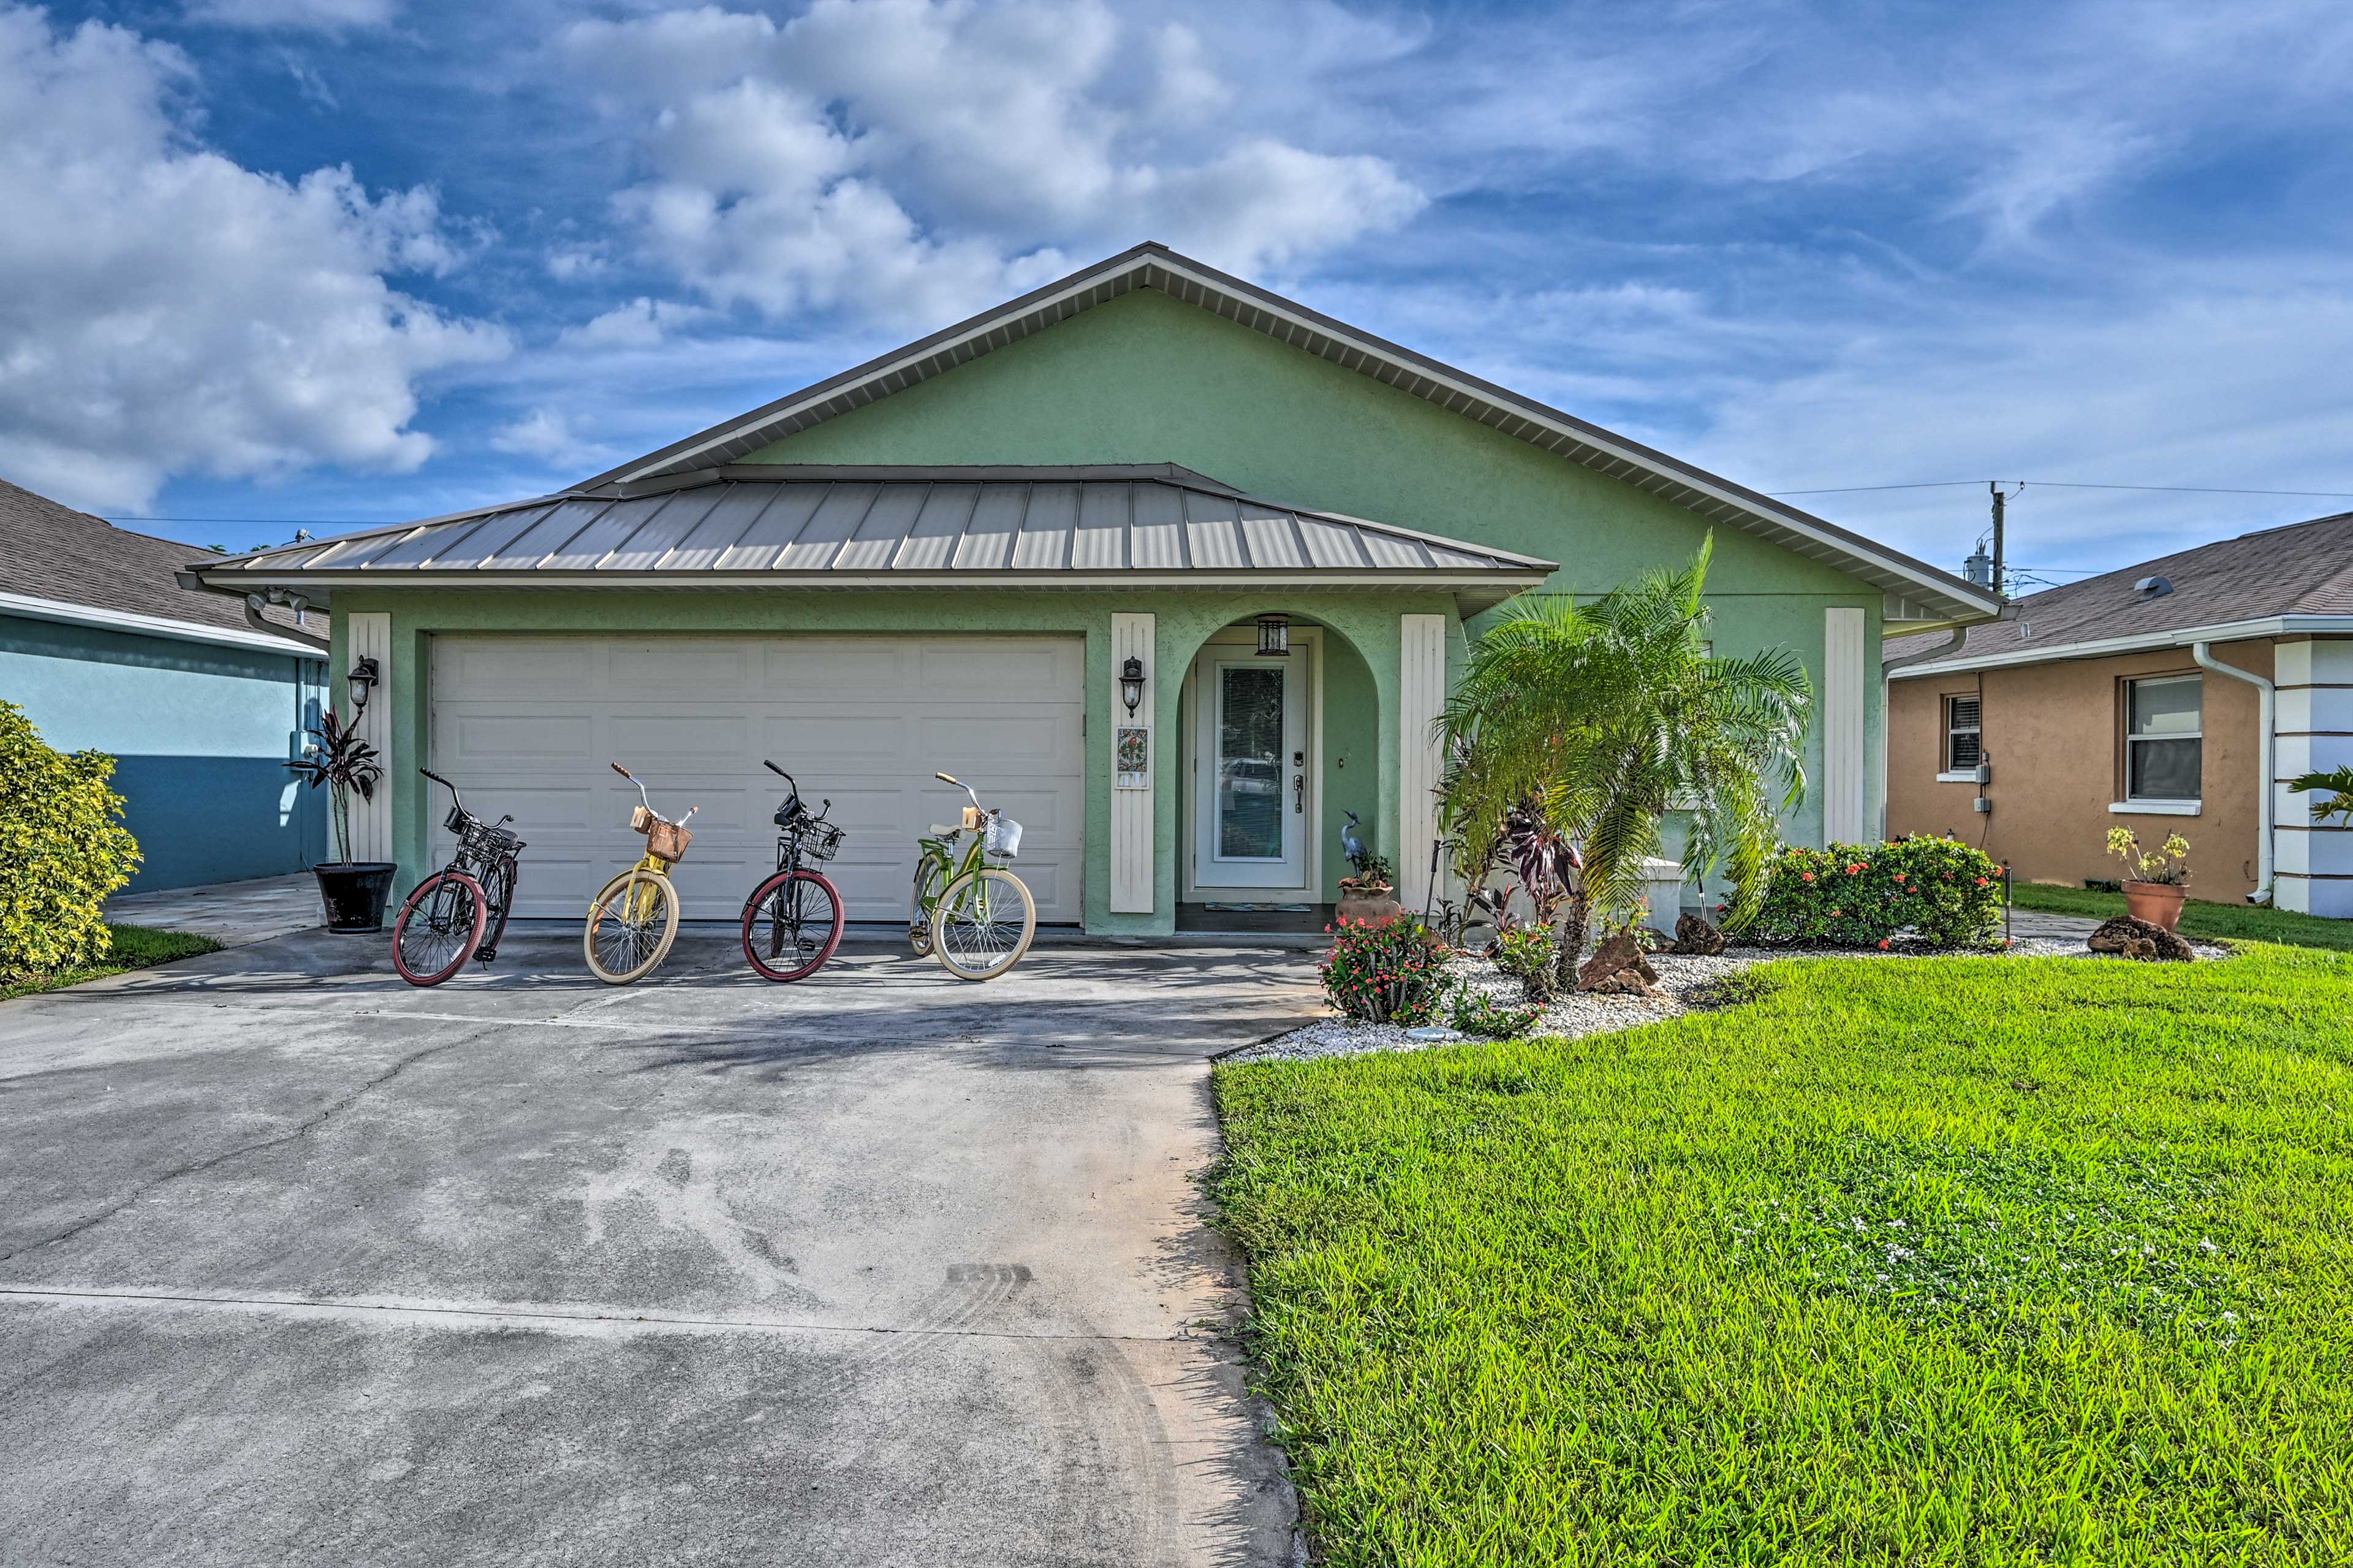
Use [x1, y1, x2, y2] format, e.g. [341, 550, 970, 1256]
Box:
[0, 931, 1318, 1567]
[104, 871, 320, 949]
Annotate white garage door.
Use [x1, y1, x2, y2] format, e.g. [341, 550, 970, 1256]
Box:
[428, 634, 1085, 924]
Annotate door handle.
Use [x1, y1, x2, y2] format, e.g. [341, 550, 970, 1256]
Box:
[1293, 773, 1305, 814]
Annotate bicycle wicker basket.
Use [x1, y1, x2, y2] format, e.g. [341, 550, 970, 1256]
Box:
[798, 820, 845, 862]
[642, 818, 693, 862]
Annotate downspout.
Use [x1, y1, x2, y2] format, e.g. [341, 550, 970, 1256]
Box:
[2191, 641, 2274, 904]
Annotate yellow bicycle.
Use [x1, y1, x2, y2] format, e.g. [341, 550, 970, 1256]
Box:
[583, 762, 697, 985]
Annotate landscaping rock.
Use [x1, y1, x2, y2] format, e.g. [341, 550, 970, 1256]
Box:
[2087, 914, 2196, 962]
[1672, 912, 1726, 955]
[1576, 931, 1661, 993]
[1584, 970, 1659, 997]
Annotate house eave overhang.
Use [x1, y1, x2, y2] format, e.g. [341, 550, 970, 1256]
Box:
[0, 588, 325, 659]
[186, 566, 1552, 617]
[1889, 615, 2353, 680]
[575, 242, 2001, 627]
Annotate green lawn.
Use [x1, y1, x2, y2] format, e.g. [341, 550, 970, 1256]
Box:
[1214, 946, 2353, 1566]
[0, 923, 223, 1002]
[2010, 881, 2353, 952]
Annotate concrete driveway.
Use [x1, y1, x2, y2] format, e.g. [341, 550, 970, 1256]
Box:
[0, 931, 1319, 1567]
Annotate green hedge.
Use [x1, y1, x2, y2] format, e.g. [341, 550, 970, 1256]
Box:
[1748, 835, 2003, 949]
[0, 701, 141, 979]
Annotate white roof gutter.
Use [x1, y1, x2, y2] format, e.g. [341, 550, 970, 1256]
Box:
[1890, 615, 2353, 680]
[0, 588, 325, 658]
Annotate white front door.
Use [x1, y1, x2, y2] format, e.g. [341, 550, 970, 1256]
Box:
[1188, 640, 1313, 893]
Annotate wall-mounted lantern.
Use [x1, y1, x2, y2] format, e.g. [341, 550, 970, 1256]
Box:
[346, 655, 381, 717]
[1256, 614, 1290, 657]
[1118, 655, 1146, 716]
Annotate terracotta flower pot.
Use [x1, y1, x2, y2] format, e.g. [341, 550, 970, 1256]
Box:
[2121, 879, 2188, 931]
[1335, 881, 1402, 927]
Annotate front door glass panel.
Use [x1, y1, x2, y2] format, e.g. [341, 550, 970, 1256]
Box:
[1216, 665, 1285, 860]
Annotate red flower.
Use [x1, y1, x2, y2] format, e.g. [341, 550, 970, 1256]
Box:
[1846, 863, 1864, 875]
[1892, 871, 1906, 882]
[1802, 871, 1816, 883]
[1877, 938, 1890, 950]
[1830, 908, 1841, 917]
[1974, 877, 1988, 887]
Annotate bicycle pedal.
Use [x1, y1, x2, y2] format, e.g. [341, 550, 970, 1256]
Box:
[474, 948, 498, 964]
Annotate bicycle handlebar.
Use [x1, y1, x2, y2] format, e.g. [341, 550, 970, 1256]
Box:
[420, 767, 463, 814]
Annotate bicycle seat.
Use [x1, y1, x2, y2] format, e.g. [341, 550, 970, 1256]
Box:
[928, 823, 961, 836]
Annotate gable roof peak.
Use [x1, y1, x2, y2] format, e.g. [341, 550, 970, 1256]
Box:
[574, 243, 1996, 626]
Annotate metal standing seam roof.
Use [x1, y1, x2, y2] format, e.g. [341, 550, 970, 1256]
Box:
[192, 465, 1559, 607]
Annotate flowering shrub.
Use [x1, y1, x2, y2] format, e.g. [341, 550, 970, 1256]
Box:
[1320, 914, 1452, 1023]
[1748, 835, 2003, 949]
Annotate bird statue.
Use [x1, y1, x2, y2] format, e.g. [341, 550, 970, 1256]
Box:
[1339, 810, 1368, 873]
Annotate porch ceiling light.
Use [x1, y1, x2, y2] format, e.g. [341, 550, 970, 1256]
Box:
[1119, 655, 1146, 716]
[346, 654, 381, 717]
[1256, 614, 1290, 657]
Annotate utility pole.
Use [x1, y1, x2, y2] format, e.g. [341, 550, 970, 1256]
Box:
[1988, 482, 2008, 597]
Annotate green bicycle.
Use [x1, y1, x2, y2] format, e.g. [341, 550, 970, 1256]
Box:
[910, 771, 1038, 981]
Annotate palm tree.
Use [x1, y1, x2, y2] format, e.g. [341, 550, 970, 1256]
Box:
[2289, 766, 2353, 825]
[1439, 534, 1811, 985]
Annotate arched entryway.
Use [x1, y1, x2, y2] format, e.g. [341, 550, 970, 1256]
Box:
[1170, 610, 1381, 934]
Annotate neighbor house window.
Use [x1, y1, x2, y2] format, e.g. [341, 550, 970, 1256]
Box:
[1945, 695, 1982, 773]
[2126, 675, 2202, 801]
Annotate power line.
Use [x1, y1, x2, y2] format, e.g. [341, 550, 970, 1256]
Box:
[1771, 480, 2353, 499]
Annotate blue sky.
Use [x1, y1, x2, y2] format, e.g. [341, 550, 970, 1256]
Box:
[7, 0, 2352, 587]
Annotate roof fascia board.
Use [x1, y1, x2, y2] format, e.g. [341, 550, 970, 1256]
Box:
[0, 589, 326, 658]
[1889, 616, 2353, 679]
[189, 568, 1552, 594]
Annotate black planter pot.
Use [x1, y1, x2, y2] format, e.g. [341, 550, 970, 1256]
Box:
[313, 862, 398, 933]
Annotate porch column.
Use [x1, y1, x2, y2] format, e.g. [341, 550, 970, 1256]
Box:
[1110, 611, 1155, 914]
[343, 610, 393, 865]
[1398, 613, 1447, 912]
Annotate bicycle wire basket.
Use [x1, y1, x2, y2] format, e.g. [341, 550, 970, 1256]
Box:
[797, 820, 845, 863]
[983, 812, 1023, 859]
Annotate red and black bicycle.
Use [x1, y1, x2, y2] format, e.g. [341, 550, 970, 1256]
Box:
[390, 768, 524, 986]
[738, 759, 847, 982]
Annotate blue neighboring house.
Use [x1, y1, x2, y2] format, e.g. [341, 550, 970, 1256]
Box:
[1, 475, 327, 891]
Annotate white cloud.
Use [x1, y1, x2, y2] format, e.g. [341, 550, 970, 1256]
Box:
[183, 0, 396, 32]
[556, 297, 716, 350]
[488, 407, 604, 463]
[0, 6, 506, 511]
[555, 0, 1425, 328]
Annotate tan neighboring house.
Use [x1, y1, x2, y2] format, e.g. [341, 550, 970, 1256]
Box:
[1886, 511, 2353, 917]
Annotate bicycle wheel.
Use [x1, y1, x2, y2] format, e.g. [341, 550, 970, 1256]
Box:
[583, 868, 680, 985]
[740, 868, 845, 982]
[392, 871, 486, 987]
[477, 857, 517, 963]
[928, 867, 1036, 982]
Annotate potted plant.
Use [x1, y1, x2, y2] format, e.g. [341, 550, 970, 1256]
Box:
[289, 708, 394, 933]
[2106, 825, 2191, 931]
[1336, 850, 1401, 926]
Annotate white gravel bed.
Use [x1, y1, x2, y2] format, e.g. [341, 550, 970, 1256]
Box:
[1224, 933, 2232, 1067]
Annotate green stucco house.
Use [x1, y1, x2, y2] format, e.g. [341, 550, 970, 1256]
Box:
[187, 244, 1996, 935]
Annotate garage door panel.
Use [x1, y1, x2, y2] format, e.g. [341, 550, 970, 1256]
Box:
[608, 641, 753, 689]
[431, 634, 1083, 923]
[764, 714, 920, 768]
[762, 640, 919, 691]
[445, 713, 595, 763]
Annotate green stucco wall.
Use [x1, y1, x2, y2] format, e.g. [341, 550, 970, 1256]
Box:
[747, 286, 1884, 850]
[333, 587, 1438, 935]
